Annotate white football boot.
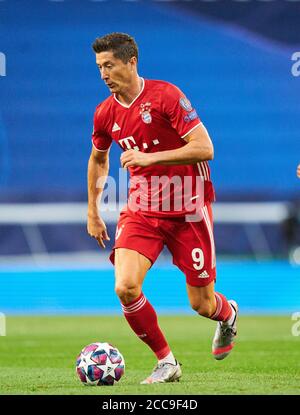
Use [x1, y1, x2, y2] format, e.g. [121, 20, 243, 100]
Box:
[140, 360, 182, 384]
[212, 300, 238, 360]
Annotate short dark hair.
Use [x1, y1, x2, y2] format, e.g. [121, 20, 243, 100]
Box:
[92, 32, 138, 63]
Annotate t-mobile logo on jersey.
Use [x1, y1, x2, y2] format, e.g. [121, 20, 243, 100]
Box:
[119, 136, 160, 151]
[118, 136, 139, 151]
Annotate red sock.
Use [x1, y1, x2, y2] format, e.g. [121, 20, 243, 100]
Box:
[210, 292, 233, 322]
[121, 293, 170, 360]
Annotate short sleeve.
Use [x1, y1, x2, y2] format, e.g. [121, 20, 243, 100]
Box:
[91, 106, 112, 151]
[163, 83, 201, 138]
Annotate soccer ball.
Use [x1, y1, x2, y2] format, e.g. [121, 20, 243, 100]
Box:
[76, 342, 125, 386]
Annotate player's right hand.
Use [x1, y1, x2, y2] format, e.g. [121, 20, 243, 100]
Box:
[87, 215, 110, 248]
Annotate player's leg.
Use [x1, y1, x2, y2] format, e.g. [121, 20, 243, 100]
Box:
[114, 247, 149, 304]
[186, 281, 238, 360]
[114, 247, 181, 384]
[192, 204, 238, 359]
[114, 247, 167, 356]
[110, 208, 182, 383]
[164, 204, 238, 360]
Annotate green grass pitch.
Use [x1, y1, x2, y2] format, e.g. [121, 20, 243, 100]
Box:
[0, 315, 299, 395]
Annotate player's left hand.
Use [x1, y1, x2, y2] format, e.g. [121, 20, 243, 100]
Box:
[120, 149, 154, 168]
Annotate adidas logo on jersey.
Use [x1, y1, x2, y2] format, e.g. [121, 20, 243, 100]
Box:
[198, 270, 209, 278]
[112, 122, 121, 132]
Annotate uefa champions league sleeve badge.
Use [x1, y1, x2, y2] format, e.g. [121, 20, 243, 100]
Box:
[179, 97, 193, 112]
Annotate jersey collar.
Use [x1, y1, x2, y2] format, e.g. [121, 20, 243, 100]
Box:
[113, 77, 145, 109]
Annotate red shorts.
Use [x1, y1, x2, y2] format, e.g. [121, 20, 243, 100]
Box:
[109, 205, 216, 287]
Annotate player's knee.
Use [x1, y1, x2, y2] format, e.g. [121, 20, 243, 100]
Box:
[191, 300, 215, 318]
[115, 282, 141, 305]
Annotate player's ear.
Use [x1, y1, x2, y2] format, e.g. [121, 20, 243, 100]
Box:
[129, 56, 137, 70]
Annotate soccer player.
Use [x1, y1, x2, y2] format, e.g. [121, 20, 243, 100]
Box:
[87, 33, 238, 384]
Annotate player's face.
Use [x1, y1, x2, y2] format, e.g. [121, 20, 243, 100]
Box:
[96, 51, 136, 95]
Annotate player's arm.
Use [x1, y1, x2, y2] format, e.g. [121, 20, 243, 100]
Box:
[120, 123, 213, 168]
[87, 146, 110, 248]
[150, 123, 213, 165]
[297, 164, 300, 178]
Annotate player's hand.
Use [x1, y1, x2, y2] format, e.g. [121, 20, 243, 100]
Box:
[297, 164, 300, 178]
[87, 214, 110, 248]
[120, 149, 154, 168]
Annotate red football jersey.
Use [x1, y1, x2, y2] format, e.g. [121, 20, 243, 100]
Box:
[92, 79, 215, 217]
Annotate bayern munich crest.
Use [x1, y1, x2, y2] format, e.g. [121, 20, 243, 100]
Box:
[140, 102, 152, 124]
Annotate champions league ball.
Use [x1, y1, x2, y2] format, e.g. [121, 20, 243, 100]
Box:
[76, 342, 125, 386]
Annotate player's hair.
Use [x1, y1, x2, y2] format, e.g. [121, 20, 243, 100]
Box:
[92, 33, 138, 63]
